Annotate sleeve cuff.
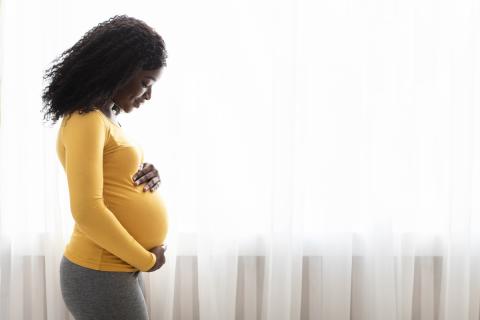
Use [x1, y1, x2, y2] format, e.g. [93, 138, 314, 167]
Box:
[141, 251, 157, 272]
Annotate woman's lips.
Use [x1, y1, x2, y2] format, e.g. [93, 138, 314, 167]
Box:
[134, 100, 144, 108]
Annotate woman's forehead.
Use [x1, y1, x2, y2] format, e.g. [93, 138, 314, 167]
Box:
[138, 68, 162, 80]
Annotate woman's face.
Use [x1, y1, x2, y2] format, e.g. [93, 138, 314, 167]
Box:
[112, 67, 162, 113]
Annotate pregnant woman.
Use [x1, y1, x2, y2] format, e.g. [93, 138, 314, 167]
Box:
[41, 15, 169, 319]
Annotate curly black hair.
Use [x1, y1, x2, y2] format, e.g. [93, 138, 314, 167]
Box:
[41, 15, 168, 125]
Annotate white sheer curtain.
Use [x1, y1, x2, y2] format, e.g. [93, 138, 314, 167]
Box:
[1, 0, 480, 319]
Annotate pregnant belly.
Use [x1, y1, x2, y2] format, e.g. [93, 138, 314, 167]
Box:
[103, 186, 169, 249]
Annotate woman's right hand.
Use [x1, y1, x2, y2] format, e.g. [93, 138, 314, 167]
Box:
[146, 244, 167, 272]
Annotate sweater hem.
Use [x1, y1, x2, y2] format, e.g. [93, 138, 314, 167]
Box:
[63, 250, 138, 272]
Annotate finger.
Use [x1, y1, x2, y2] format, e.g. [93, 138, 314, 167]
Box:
[149, 182, 160, 192]
[143, 176, 160, 191]
[140, 163, 154, 175]
[146, 180, 160, 192]
[146, 183, 154, 192]
[133, 163, 152, 180]
[145, 170, 158, 181]
[139, 169, 159, 185]
[132, 164, 145, 182]
[136, 163, 145, 175]
[144, 176, 159, 191]
[144, 182, 152, 191]
[136, 170, 157, 186]
[143, 162, 152, 169]
[132, 173, 145, 186]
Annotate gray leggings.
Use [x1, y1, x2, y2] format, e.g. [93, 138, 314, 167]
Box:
[59, 255, 150, 320]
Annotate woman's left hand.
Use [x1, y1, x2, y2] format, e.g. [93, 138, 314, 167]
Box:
[132, 162, 161, 192]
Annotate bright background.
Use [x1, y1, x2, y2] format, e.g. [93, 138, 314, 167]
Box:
[1, 0, 480, 319]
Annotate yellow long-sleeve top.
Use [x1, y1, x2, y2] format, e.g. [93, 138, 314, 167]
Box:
[56, 108, 169, 272]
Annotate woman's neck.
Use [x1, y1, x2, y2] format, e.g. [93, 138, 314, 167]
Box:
[98, 104, 121, 127]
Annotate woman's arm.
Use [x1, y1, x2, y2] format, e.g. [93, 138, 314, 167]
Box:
[62, 111, 156, 271]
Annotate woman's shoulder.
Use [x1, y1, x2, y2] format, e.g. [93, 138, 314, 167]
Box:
[62, 108, 107, 128]
[59, 108, 111, 143]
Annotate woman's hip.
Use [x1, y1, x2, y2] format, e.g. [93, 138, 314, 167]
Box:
[59, 255, 149, 320]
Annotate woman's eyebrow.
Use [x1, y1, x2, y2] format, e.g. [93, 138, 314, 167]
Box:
[145, 76, 157, 81]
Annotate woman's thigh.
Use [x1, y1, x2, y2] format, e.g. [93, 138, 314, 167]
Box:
[59, 256, 149, 320]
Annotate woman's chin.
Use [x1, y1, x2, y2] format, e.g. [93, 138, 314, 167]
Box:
[131, 102, 140, 110]
[124, 105, 136, 113]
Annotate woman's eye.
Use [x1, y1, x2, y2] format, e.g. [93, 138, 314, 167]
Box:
[142, 82, 148, 88]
